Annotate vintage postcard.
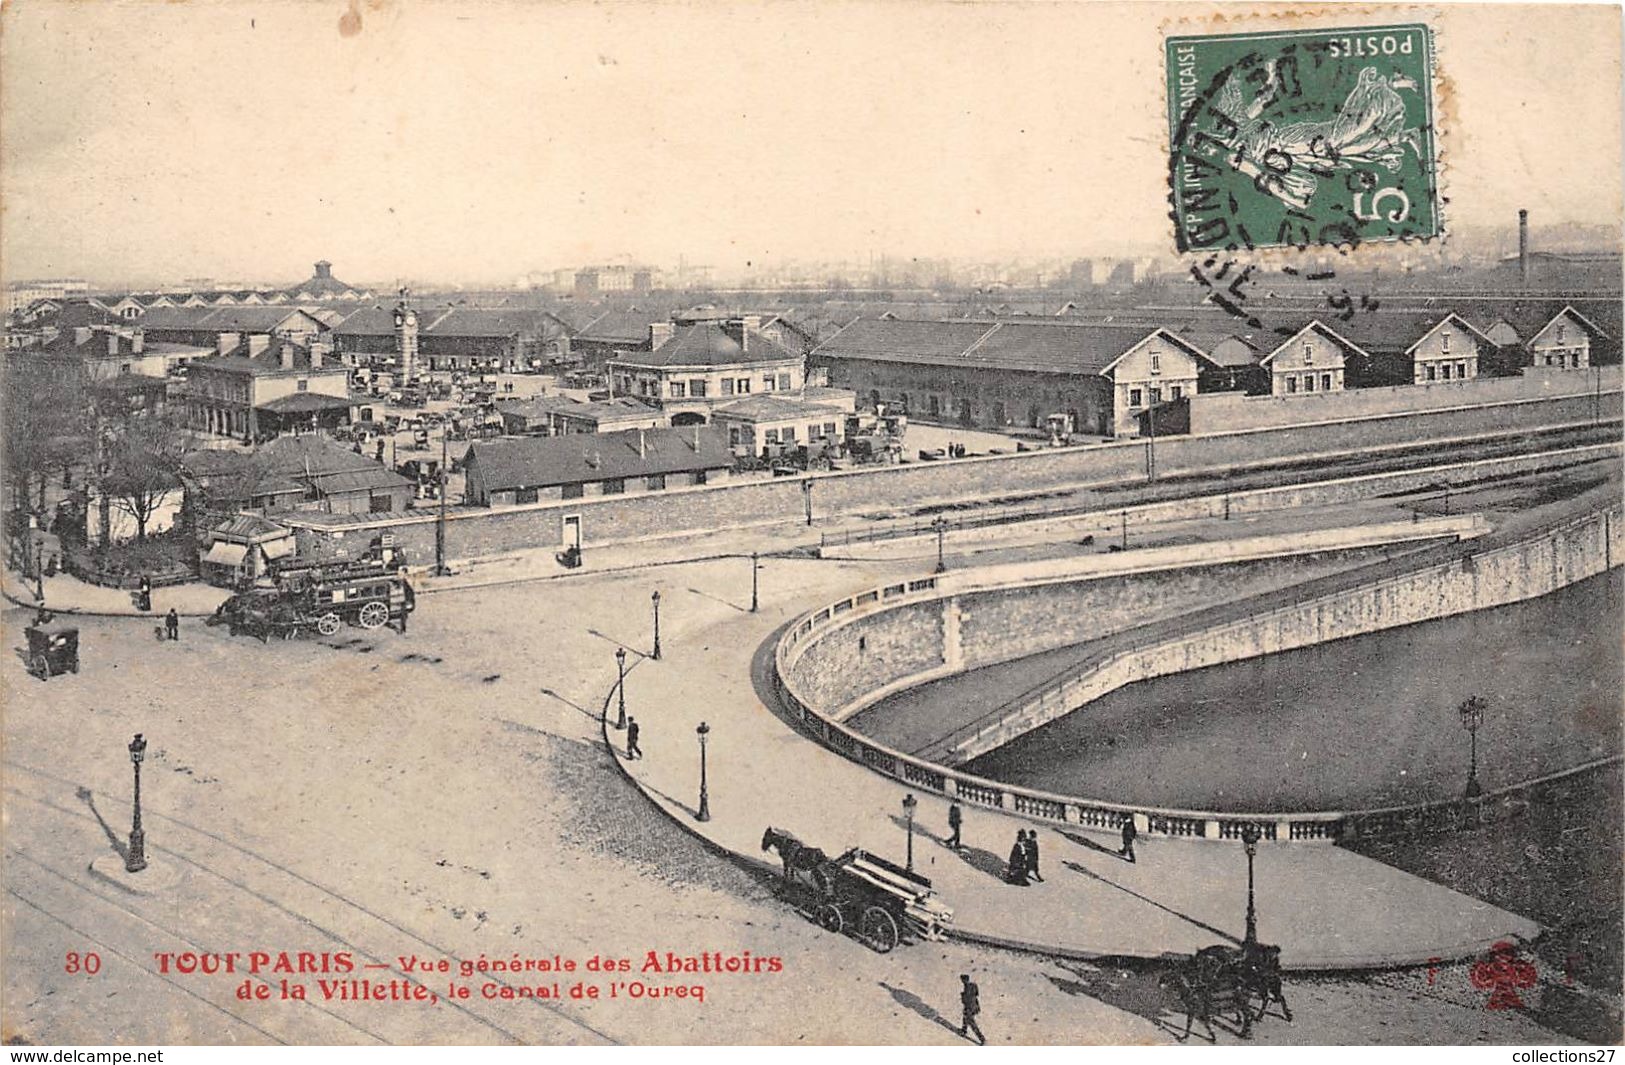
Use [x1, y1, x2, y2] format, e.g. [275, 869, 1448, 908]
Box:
[1, 0, 1620, 1054]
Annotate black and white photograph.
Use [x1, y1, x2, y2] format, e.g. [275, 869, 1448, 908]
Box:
[1, 0, 1620, 1051]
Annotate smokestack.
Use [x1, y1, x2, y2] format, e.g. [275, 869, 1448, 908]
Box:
[1519, 209, 1530, 285]
[637, 428, 646, 457]
[279, 343, 294, 370]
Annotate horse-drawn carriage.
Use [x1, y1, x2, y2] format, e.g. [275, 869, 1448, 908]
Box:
[762, 827, 953, 953]
[24, 621, 79, 680]
[1159, 942, 1291, 1041]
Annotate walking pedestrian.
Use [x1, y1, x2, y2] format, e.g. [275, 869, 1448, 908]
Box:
[947, 800, 963, 850]
[625, 716, 642, 760]
[1024, 829, 1043, 882]
[958, 974, 986, 1045]
[1120, 816, 1137, 863]
[1005, 832, 1029, 886]
[165, 607, 180, 642]
[138, 575, 152, 613]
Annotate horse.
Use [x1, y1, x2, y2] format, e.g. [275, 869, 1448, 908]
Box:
[1193, 943, 1292, 1031]
[1161, 949, 1258, 1041]
[761, 827, 829, 883]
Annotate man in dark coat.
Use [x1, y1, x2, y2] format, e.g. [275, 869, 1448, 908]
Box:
[625, 716, 642, 760]
[958, 974, 985, 1045]
[1120, 816, 1138, 863]
[1024, 829, 1043, 882]
[1005, 832, 1029, 886]
[947, 800, 963, 850]
[165, 608, 180, 641]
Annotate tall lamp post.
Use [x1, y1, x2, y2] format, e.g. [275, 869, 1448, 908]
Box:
[902, 793, 918, 871]
[433, 424, 452, 576]
[802, 479, 814, 527]
[126, 733, 148, 874]
[932, 516, 949, 574]
[651, 591, 662, 660]
[1458, 695, 1487, 798]
[28, 516, 44, 601]
[750, 552, 760, 613]
[614, 647, 628, 730]
[1240, 822, 1261, 946]
[695, 721, 711, 822]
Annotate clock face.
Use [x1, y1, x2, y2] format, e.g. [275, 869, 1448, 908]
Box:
[404, 313, 417, 327]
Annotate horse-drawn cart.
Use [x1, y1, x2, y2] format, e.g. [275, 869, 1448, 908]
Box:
[762, 827, 953, 953]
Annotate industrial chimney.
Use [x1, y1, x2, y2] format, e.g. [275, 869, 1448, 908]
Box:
[1518, 209, 1530, 285]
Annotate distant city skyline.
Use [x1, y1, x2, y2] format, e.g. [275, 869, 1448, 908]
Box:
[2, 2, 1620, 288]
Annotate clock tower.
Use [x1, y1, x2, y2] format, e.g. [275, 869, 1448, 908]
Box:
[393, 287, 419, 382]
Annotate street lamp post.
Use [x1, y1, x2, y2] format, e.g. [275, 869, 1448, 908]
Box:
[614, 647, 628, 730]
[126, 733, 148, 874]
[1240, 822, 1261, 946]
[695, 721, 711, 822]
[902, 792, 918, 871]
[1458, 694, 1487, 798]
[433, 423, 452, 576]
[750, 552, 759, 613]
[932, 516, 949, 574]
[30, 517, 44, 602]
[651, 591, 662, 660]
[802, 479, 814, 527]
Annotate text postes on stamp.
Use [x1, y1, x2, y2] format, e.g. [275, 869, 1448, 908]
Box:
[1167, 24, 1439, 254]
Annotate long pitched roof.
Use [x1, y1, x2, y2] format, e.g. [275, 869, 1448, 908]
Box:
[467, 426, 732, 491]
[815, 317, 1211, 376]
[615, 322, 800, 368]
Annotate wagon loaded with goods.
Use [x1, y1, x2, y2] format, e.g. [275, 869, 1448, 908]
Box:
[207, 538, 414, 641]
[761, 827, 952, 953]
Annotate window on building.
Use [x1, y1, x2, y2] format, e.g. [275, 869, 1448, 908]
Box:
[515, 487, 539, 504]
[809, 423, 824, 441]
[601, 478, 626, 495]
[1426, 364, 1437, 381]
[690, 380, 707, 398]
[1304, 375, 1316, 392]
[778, 373, 792, 390]
[763, 376, 776, 391]
[120, 362, 132, 374]
[764, 429, 780, 444]
[1149, 352, 1161, 375]
[1441, 363, 1452, 380]
[722, 378, 735, 397]
[1321, 373, 1333, 391]
[728, 427, 742, 446]
[1129, 388, 1143, 407]
[782, 426, 796, 442]
[928, 395, 941, 417]
[1171, 385, 1183, 400]
[1556, 324, 1567, 343]
[646, 474, 667, 491]
[1286, 376, 1298, 394]
[297, 378, 309, 392]
[1148, 387, 1162, 405]
[1441, 331, 1451, 354]
[669, 381, 686, 398]
[1303, 342, 1314, 365]
[369, 493, 394, 512]
[691, 470, 709, 486]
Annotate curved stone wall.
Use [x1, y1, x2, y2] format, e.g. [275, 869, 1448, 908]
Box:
[773, 505, 1622, 844]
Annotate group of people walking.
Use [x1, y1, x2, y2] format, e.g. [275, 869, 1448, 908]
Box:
[944, 799, 1140, 884]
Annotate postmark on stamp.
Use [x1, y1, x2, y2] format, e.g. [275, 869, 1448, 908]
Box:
[1166, 24, 1440, 253]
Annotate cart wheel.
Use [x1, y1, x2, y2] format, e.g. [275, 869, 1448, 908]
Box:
[860, 906, 899, 953]
[315, 612, 342, 636]
[816, 903, 845, 935]
[357, 601, 389, 629]
[29, 654, 50, 680]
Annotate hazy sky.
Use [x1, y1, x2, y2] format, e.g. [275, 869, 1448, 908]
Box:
[1, 1, 1620, 287]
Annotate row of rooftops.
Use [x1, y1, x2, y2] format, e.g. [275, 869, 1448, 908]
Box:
[810, 300, 1620, 376]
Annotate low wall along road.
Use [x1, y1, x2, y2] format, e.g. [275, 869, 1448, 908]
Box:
[772, 504, 1623, 846]
[281, 380, 1623, 565]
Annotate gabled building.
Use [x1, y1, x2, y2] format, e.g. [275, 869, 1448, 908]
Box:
[1257, 321, 1371, 396]
[810, 317, 1216, 437]
[462, 425, 733, 505]
[182, 435, 413, 517]
[608, 318, 805, 425]
[1402, 313, 1493, 385]
[497, 396, 667, 436]
[711, 391, 857, 458]
[1527, 305, 1608, 369]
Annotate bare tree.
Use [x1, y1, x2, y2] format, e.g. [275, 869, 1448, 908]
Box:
[97, 413, 190, 543]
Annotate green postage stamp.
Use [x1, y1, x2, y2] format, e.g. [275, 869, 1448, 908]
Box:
[1166, 24, 1440, 252]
